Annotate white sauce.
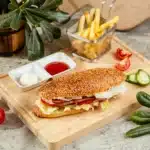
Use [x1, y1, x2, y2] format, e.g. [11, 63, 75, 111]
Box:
[20, 72, 38, 86]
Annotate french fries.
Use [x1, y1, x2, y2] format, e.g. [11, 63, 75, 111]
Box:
[89, 21, 96, 40]
[81, 28, 90, 38]
[97, 16, 119, 33]
[84, 11, 91, 26]
[108, 16, 119, 27]
[90, 8, 96, 23]
[94, 8, 101, 32]
[74, 8, 119, 60]
[78, 15, 85, 33]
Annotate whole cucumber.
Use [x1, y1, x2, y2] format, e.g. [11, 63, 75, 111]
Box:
[131, 115, 150, 125]
[136, 91, 150, 108]
[126, 124, 150, 138]
[132, 111, 150, 118]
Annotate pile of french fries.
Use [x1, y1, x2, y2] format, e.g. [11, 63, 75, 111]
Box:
[72, 8, 119, 60]
[77, 8, 119, 40]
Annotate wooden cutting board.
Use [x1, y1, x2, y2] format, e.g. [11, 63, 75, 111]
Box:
[0, 36, 150, 150]
[60, 0, 150, 31]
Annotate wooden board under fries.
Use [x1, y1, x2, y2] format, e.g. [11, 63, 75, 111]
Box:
[0, 36, 150, 150]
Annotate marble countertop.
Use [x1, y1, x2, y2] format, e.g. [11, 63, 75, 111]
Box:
[1, 17, 150, 150]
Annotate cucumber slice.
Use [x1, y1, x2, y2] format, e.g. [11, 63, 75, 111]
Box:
[126, 73, 138, 84]
[136, 69, 150, 86]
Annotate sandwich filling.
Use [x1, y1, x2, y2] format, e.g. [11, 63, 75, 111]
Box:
[37, 83, 127, 115]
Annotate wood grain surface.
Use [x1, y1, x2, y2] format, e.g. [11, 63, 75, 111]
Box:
[0, 36, 150, 150]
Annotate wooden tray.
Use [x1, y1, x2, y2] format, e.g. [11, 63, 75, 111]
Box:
[0, 36, 150, 150]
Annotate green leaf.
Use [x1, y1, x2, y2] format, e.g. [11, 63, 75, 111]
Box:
[26, 8, 70, 23]
[40, 21, 61, 39]
[27, 28, 44, 60]
[25, 10, 38, 25]
[41, 0, 62, 10]
[8, 3, 18, 11]
[37, 24, 53, 42]
[10, 0, 19, 6]
[29, 0, 45, 7]
[0, 11, 16, 28]
[10, 10, 22, 30]
[8, 0, 19, 11]
[25, 24, 31, 47]
[25, 8, 49, 21]
[25, 9, 44, 23]
[45, 10, 70, 23]
[20, 0, 31, 9]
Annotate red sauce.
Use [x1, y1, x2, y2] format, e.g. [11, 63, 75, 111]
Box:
[44, 61, 70, 75]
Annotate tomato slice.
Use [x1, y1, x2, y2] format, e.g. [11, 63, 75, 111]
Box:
[116, 48, 132, 60]
[41, 97, 96, 107]
[115, 57, 131, 71]
[41, 99, 59, 107]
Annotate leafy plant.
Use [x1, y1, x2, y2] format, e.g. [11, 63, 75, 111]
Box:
[0, 0, 70, 60]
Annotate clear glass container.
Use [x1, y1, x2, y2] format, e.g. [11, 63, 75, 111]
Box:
[67, 20, 116, 62]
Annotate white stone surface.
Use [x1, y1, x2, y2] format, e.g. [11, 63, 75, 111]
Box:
[1, 8, 150, 150]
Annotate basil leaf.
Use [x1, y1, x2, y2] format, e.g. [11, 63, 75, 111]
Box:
[41, 0, 62, 10]
[27, 28, 44, 60]
[10, 10, 22, 30]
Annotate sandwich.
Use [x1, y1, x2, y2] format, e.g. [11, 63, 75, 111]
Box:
[33, 68, 126, 118]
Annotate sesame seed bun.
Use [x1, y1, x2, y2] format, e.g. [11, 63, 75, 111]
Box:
[39, 68, 125, 100]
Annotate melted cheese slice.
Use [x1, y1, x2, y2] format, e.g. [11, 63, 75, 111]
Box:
[36, 100, 58, 115]
[36, 100, 97, 115]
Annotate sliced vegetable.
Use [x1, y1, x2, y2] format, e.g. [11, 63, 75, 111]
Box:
[130, 115, 150, 125]
[136, 69, 150, 86]
[126, 124, 150, 138]
[115, 57, 131, 71]
[132, 111, 150, 118]
[126, 73, 138, 84]
[136, 91, 150, 108]
[115, 48, 132, 60]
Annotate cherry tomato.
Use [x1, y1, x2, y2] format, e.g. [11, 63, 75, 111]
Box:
[116, 48, 132, 60]
[115, 57, 131, 71]
[0, 108, 5, 124]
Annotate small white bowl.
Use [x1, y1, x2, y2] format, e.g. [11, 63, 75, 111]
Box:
[8, 52, 76, 91]
[9, 63, 51, 91]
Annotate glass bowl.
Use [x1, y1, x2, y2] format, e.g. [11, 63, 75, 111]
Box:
[67, 20, 116, 62]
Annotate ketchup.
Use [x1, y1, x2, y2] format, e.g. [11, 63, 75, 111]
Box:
[44, 61, 70, 75]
